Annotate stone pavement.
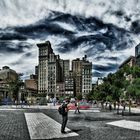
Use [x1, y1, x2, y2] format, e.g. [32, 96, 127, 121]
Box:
[1, 105, 140, 140]
[25, 113, 78, 139]
[0, 110, 30, 140]
[107, 120, 140, 131]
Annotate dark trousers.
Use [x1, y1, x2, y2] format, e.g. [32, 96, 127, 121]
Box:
[61, 115, 68, 132]
[74, 107, 80, 113]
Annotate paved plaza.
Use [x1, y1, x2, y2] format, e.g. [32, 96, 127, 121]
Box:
[25, 113, 78, 139]
[0, 105, 140, 140]
[107, 120, 140, 131]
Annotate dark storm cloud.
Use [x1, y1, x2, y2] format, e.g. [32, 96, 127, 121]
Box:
[0, 13, 75, 42]
[0, 31, 27, 40]
[0, 11, 135, 54]
[0, 10, 137, 80]
[0, 41, 31, 53]
[95, 56, 118, 61]
[93, 71, 105, 78]
[124, 16, 131, 22]
[13, 21, 74, 39]
[50, 12, 105, 31]
[49, 12, 134, 53]
[93, 63, 118, 72]
[131, 20, 140, 34]
[112, 10, 124, 17]
[57, 35, 109, 53]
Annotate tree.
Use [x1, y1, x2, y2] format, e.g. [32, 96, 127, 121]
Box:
[6, 74, 24, 101]
[132, 65, 140, 78]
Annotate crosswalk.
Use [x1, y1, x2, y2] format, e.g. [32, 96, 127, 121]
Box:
[25, 113, 79, 140]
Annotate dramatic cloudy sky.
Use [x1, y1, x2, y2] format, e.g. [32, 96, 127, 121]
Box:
[0, 0, 140, 82]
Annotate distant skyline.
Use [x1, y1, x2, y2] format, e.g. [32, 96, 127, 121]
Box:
[0, 0, 140, 83]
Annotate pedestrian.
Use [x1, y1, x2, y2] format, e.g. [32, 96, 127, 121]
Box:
[20, 100, 23, 108]
[109, 102, 112, 111]
[113, 101, 116, 110]
[53, 97, 56, 106]
[15, 100, 18, 108]
[74, 100, 80, 114]
[105, 101, 108, 109]
[61, 100, 71, 134]
[123, 102, 126, 110]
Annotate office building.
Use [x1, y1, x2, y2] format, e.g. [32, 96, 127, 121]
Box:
[37, 41, 62, 97]
[65, 71, 74, 96]
[72, 58, 82, 97]
[81, 55, 92, 97]
[72, 56, 92, 97]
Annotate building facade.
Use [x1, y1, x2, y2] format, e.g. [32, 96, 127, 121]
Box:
[0, 66, 18, 103]
[65, 71, 74, 96]
[37, 41, 92, 98]
[119, 56, 135, 69]
[37, 41, 53, 95]
[59, 59, 70, 81]
[72, 56, 92, 97]
[72, 58, 82, 97]
[119, 56, 136, 82]
[81, 55, 92, 97]
[56, 82, 65, 97]
[135, 43, 140, 66]
[37, 41, 62, 98]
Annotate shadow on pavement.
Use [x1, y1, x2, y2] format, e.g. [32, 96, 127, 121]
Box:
[67, 129, 82, 133]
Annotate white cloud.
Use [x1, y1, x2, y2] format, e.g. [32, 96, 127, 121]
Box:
[0, 0, 140, 31]
[0, 0, 140, 83]
[53, 22, 76, 32]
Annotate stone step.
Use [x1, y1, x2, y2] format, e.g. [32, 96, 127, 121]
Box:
[107, 120, 140, 131]
[24, 113, 79, 140]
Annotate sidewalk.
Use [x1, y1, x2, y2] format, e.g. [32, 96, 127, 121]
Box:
[0, 103, 59, 110]
[1, 104, 140, 114]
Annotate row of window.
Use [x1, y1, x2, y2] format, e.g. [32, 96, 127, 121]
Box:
[82, 86, 91, 89]
[82, 69, 91, 74]
[82, 76, 92, 78]
[65, 87, 73, 90]
[82, 90, 90, 93]
[39, 49, 47, 55]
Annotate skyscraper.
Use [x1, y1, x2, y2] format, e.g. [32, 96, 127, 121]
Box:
[37, 41, 53, 95]
[37, 41, 62, 97]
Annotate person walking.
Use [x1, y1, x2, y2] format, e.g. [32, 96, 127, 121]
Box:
[61, 100, 71, 134]
[74, 100, 80, 114]
[109, 102, 112, 111]
[53, 97, 56, 106]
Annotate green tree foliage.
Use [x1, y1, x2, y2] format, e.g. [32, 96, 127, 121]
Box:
[6, 75, 24, 100]
[87, 64, 140, 106]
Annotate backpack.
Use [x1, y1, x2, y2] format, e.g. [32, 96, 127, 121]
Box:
[58, 106, 64, 115]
